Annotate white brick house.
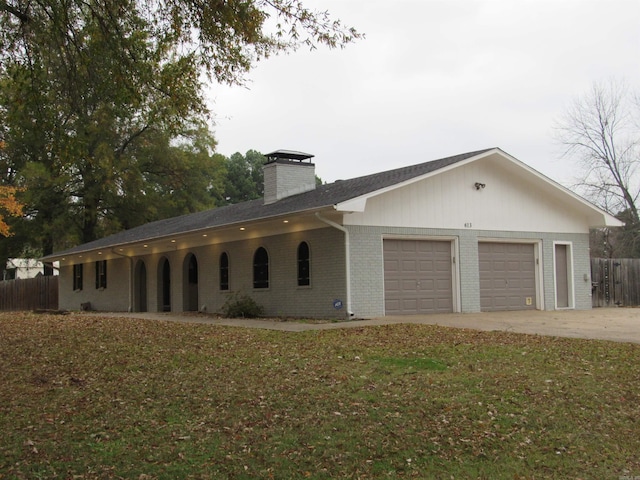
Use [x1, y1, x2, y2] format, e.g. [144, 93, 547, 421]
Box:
[42, 148, 622, 318]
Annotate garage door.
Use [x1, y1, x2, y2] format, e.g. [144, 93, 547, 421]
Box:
[384, 239, 453, 315]
[478, 242, 536, 311]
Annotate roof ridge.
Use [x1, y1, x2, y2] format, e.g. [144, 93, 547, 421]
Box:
[325, 148, 495, 185]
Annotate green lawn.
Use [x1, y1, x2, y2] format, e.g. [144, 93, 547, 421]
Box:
[1, 312, 639, 479]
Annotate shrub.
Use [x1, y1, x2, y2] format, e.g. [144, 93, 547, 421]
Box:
[221, 293, 265, 318]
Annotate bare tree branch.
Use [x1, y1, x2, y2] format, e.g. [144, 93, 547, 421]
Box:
[555, 79, 640, 223]
[556, 79, 640, 257]
[0, 0, 30, 23]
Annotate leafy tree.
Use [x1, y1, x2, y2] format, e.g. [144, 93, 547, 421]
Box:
[555, 80, 640, 257]
[222, 150, 266, 204]
[109, 126, 227, 231]
[0, 0, 361, 262]
[0, 184, 22, 237]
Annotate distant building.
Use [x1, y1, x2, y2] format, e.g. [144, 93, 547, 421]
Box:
[3, 258, 59, 280]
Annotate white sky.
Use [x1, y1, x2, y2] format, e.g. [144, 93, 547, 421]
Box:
[209, 0, 640, 185]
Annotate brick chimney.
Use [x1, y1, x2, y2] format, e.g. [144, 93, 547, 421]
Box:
[263, 150, 316, 204]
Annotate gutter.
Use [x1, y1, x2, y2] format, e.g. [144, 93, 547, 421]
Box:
[314, 212, 354, 318]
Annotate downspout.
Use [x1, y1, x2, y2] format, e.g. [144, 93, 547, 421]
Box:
[315, 212, 354, 318]
[111, 248, 134, 312]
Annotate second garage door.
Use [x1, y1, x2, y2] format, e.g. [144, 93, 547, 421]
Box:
[384, 239, 453, 315]
[478, 242, 536, 311]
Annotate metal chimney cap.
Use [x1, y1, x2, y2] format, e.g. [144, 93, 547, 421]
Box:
[265, 150, 315, 162]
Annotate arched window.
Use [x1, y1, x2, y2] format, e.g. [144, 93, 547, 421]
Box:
[220, 252, 229, 290]
[297, 241, 310, 286]
[253, 247, 269, 289]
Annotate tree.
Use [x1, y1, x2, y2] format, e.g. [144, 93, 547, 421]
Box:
[109, 126, 228, 231]
[0, 0, 361, 259]
[555, 80, 640, 257]
[0, 0, 361, 87]
[0, 184, 22, 237]
[222, 150, 266, 204]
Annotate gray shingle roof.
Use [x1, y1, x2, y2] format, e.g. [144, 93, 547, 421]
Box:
[44, 148, 494, 259]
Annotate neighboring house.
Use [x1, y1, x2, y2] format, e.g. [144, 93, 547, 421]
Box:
[42, 148, 622, 318]
[3, 258, 59, 280]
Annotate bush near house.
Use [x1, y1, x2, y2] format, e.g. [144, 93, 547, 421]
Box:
[1, 312, 639, 479]
[221, 292, 265, 318]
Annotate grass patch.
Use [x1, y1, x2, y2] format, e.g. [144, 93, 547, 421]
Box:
[1, 311, 639, 479]
[372, 356, 449, 372]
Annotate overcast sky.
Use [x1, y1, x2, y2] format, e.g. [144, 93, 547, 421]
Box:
[209, 0, 640, 185]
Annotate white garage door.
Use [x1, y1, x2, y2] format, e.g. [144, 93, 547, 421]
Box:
[384, 239, 453, 315]
[478, 242, 536, 311]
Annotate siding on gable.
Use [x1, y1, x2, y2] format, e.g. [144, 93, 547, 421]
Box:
[343, 159, 591, 234]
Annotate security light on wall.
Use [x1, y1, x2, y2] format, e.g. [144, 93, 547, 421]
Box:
[474, 182, 486, 190]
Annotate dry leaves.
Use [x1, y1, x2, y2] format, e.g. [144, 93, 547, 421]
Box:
[1, 311, 639, 479]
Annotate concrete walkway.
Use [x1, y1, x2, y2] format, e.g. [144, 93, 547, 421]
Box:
[92, 308, 640, 344]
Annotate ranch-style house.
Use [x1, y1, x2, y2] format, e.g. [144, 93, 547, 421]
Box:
[42, 148, 622, 318]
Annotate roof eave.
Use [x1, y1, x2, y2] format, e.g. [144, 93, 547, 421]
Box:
[42, 205, 338, 263]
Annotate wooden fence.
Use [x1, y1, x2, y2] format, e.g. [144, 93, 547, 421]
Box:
[591, 258, 640, 307]
[0, 275, 59, 311]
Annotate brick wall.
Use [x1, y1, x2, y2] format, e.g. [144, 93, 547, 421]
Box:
[59, 258, 130, 311]
[59, 227, 347, 318]
[346, 225, 591, 316]
[58, 226, 590, 317]
[263, 161, 316, 204]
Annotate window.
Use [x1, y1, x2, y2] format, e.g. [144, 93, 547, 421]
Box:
[220, 252, 229, 290]
[297, 241, 310, 286]
[73, 264, 83, 291]
[253, 247, 269, 289]
[95, 260, 107, 289]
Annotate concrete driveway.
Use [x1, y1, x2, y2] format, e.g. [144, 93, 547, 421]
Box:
[95, 308, 640, 344]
